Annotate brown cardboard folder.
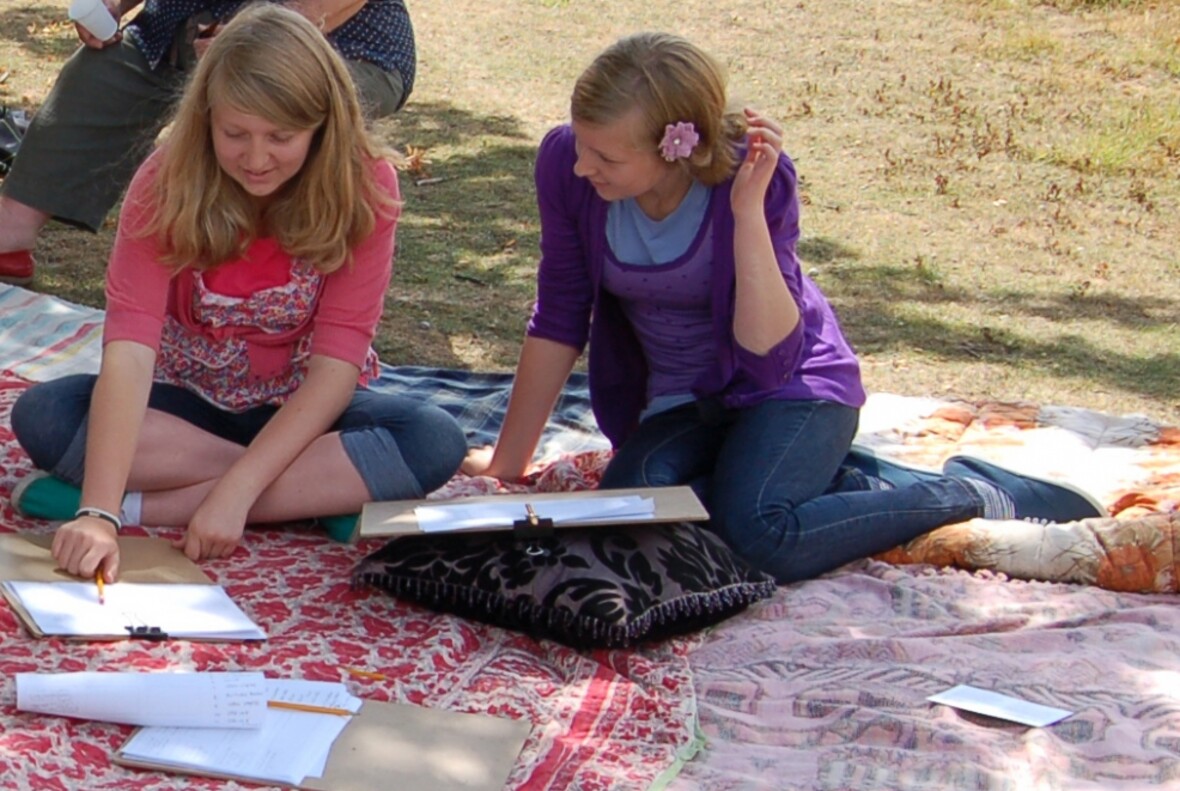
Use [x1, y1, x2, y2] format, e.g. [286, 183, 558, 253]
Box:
[0, 534, 211, 584]
[114, 698, 532, 791]
[357, 485, 709, 542]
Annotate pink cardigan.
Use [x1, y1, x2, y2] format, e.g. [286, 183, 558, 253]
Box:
[103, 150, 399, 381]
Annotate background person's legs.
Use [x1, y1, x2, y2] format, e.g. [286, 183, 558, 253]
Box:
[0, 38, 185, 253]
[347, 59, 407, 119]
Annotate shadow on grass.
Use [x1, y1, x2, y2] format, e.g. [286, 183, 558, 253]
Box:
[821, 260, 1179, 403]
[0, 4, 79, 62]
[376, 101, 532, 149]
[21, 95, 1180, 402]
[369, 103, 540, 368]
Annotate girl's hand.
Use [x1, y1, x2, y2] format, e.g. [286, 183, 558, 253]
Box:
[460, 446, 495, 477]
[731, 108, 784, 218]
[192, 22, 221, 59]
[52, 516, 121, 581]
[461, 446, 528, 483]
[174, 493, 248, 561]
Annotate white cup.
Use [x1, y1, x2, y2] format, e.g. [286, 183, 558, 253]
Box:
[68, 0, 118, 41]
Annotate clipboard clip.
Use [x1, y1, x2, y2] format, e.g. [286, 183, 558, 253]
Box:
[513, 503, 554, 556]
[125, 625, 168, 641]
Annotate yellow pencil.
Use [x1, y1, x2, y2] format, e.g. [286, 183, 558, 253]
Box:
[267, 700, 353, 717]
[95, 571, 105, 605]
[343, 666, 387, 681]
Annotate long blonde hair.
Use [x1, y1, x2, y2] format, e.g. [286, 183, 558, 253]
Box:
[145, 4, 395, 273]
[571, 32, 747, 186]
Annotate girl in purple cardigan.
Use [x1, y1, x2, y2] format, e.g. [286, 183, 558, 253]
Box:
[465, 32, 1104, 583]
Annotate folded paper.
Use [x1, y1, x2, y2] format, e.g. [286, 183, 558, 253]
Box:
[16, 671, 268, 728]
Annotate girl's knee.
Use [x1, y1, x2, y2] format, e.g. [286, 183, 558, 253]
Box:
[410, 409, 467, 492]
[712, 504, 798, 558]
[600, 454, 682, 489]
[342, 406, 466, 499]
[12, 379, 91, 471]
[11, 388, 40, 451]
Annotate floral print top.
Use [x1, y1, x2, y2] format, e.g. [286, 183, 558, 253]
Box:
[154, 261, 380, 412]
[104, 151, 400, 410]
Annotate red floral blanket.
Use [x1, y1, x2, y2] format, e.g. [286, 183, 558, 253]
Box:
[0, 374, 700, 790]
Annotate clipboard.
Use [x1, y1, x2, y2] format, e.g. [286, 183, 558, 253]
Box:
[356, 485, 709, 542]
[0, 534, 264, 642]
[113, 698, 532, 791]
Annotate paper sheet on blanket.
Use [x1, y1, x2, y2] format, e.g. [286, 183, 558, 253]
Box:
[116, 682, 531, 791]
[16, 671, 269, 728]
[927, 684, 1072, 727]
[415, 495, 655, 533]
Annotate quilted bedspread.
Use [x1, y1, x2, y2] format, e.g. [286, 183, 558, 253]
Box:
[853, 396, 1180, 593]
[2, 283, 1179, 789]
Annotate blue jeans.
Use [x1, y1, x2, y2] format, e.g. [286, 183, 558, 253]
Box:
[599, 399, 984, 584]
[11, 375, 467, 501]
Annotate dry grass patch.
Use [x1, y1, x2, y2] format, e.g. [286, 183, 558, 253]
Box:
[1, 0, 1176, 423]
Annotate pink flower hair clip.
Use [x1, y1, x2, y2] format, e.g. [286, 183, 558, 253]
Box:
[659, 121, 699, 162]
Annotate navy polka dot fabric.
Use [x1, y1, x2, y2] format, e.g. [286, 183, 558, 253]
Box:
[128, 0, 416, 96]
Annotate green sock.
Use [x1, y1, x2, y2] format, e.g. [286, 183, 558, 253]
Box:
[13, 474, 82, 521]
[320, 513, 359, 543]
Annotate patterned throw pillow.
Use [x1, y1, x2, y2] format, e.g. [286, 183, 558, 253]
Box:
[352, 522, 777, 649]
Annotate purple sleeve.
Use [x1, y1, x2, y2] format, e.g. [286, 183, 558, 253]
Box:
[525, 126, 595, 352]
[729, 153, 808, 384]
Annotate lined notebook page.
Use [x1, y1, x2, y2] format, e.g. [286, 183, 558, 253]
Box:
[120, 680, 362, 785]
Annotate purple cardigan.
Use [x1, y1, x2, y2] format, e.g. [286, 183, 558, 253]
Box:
[528, 125, 865, 447]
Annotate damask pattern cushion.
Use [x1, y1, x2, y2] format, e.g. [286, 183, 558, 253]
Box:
[352, 522, 777, 649]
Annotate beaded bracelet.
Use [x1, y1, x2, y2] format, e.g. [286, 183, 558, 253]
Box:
[75, 506, 123, 533]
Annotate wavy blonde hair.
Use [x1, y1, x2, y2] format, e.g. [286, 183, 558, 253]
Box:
[571, 32, 747, 187]
[144, 3, 396, 273]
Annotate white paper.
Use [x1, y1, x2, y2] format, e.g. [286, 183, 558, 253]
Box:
[414, 495, 656, 533]
[2, 581, 266, 641]
[927, 684, 1073, 727]
[120, 680, 361, 785]
[16, 671, 267, 728]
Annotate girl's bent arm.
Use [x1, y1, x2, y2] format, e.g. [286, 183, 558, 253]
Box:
[731, 111, 801, 355]
[468, 336, 581, 481]
[51, 340, 157, 581]
[177, 354, 359, 559]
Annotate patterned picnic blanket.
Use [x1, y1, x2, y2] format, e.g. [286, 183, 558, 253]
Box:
[668, 557, 1180, 791]
[0, 287, 693, 790]
[3, 283, 1179, 789]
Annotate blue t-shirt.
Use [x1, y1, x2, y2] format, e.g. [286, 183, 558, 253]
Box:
[606, 180, 711, 266]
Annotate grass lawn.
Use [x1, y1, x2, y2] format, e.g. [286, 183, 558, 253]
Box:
[2, 0, 1177, 423]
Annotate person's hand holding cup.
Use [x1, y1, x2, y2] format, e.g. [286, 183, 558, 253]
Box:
[192, 21, 222, 60]
[68, 0, 120, 48]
